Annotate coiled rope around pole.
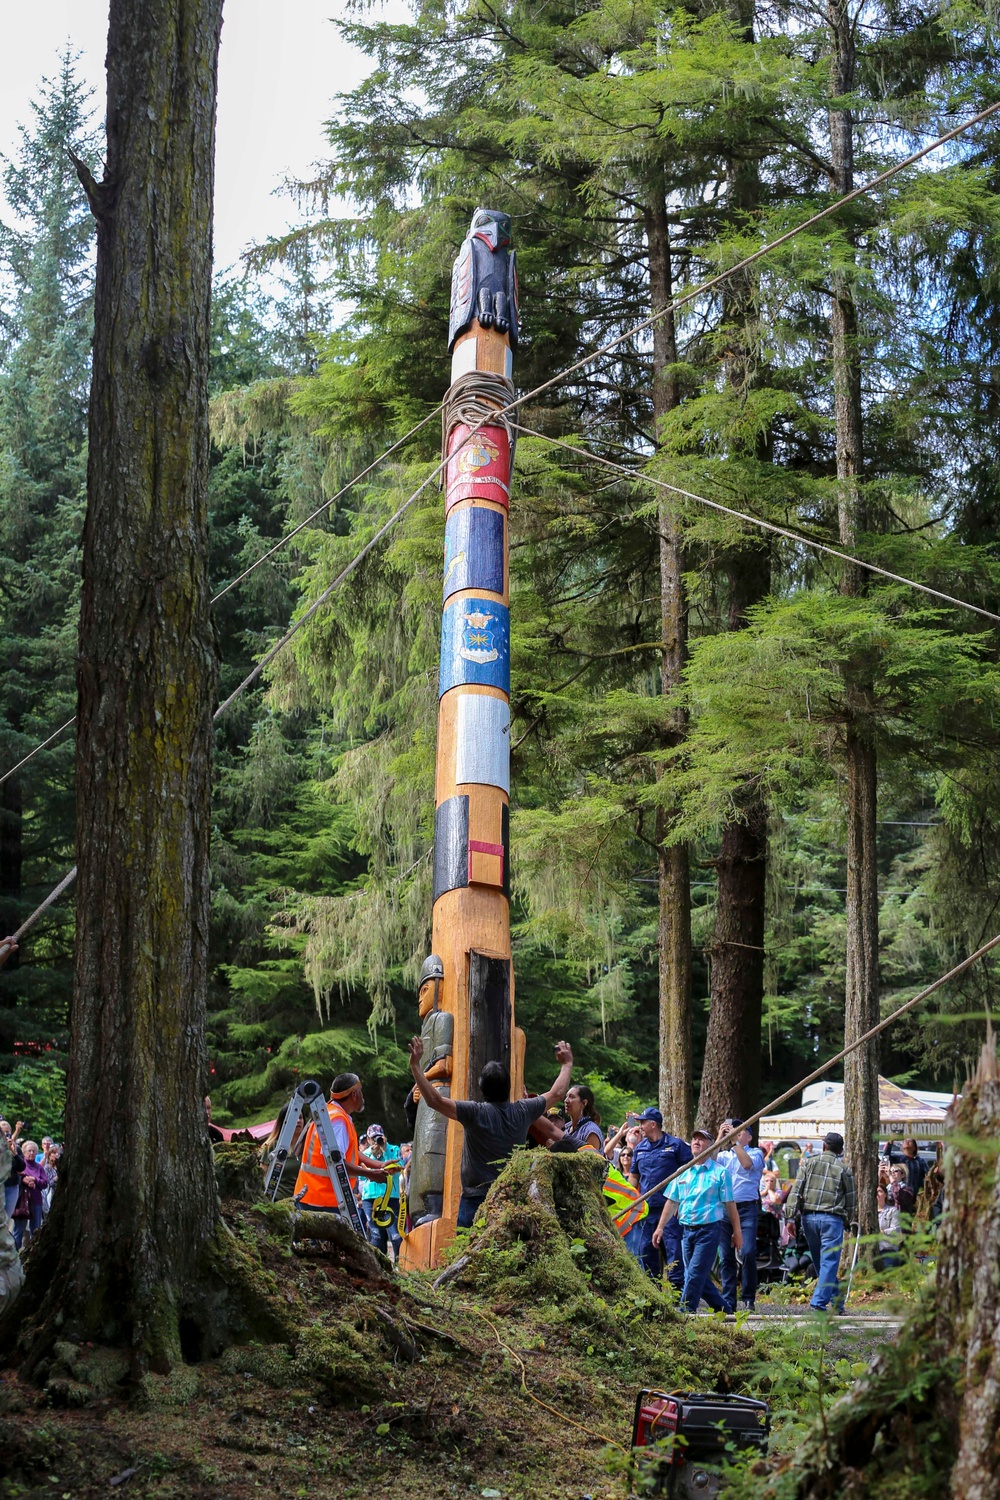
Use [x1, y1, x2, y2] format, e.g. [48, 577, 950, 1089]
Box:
[440, 370, 517, 464]
[614, 929, 1000, 1225]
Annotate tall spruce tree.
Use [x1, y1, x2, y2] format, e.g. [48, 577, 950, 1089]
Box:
[5, 0, 272, 1376]
[0, 52, 97, 1071]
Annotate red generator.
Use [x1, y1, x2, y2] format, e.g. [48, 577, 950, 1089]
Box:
[631, 1389, 770, 1497]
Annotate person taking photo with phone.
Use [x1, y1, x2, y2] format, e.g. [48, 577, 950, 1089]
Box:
[716, 1117, 766, 1312]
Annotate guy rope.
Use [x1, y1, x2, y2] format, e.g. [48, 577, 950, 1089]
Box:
[614, 931, 1000, 1227]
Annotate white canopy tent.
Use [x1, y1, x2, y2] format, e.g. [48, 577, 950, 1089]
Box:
[760, 1075, 949, 1142]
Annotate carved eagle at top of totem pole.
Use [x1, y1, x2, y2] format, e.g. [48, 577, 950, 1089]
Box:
[448, 208, 519, 353]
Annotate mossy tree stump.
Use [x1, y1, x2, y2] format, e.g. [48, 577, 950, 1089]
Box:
[442, 1150, 671, 1325]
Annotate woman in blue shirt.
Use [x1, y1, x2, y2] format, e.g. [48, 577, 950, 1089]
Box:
[563, 1085, 604, 1151]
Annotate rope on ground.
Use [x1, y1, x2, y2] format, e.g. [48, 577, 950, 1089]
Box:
[615, 929, 1000, 1225]
[473, 1309, 628, 1453]
[515, 424, 1000, 627]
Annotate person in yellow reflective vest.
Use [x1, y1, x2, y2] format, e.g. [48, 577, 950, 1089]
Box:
[294, 1072, 392, 1210]
[603, 1153, 647, 1258]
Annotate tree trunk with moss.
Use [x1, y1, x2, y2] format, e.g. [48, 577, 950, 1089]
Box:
[699, 111, 770, 1129]
[4, 0, 227, 1378]
[936, 1041, 1000, 1497]
[775, 1039, 1000, 1499]
[828, 0, 880, 1242]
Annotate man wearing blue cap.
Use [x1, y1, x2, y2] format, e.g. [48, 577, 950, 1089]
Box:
[628, 1107, 692, 1288]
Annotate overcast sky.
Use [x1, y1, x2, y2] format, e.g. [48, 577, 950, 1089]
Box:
[1, 1, 402, 270]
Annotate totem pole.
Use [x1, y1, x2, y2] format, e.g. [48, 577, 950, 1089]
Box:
[401, 210, 523, 1269]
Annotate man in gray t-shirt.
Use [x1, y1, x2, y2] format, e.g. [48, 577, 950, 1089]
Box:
[408, 1036, 574, 1228]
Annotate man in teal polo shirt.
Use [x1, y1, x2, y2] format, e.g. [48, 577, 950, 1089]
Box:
[652, 1126, 742, 1313]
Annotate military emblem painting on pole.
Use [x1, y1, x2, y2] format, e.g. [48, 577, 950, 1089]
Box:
[443, 506, 505, 602]
[445, 423, 512, 511]
[439, 597, 510, 695]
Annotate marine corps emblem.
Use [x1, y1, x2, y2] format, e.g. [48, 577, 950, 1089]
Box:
[459, 438, 501, 472]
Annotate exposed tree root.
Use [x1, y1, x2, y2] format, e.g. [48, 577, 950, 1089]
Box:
[1, 1149, 380, 1396]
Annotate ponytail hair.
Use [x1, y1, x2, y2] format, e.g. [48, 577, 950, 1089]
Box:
[576, 1085, 601, 1126]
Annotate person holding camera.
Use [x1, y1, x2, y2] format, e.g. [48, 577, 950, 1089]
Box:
[716, 1117, 766, 1312]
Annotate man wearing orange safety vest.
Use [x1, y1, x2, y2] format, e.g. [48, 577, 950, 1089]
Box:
[294, 1072, 393, 1209]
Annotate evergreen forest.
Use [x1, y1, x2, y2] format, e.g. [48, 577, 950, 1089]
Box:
[4, 5, 1000, 1143]
[3, 5, 1000, 1499]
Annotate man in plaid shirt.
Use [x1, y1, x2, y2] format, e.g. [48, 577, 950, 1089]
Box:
[785, 1131, 857, 1311]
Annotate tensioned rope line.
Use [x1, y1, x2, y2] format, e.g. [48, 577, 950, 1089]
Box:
[514, 424, 1000, 625]
[614, 929, 1000, 1224]
[213, 401, 444, 603]
[0, 716, 79, 789]
[0, 867, 78, 965]
[0, 435, 461, 951]
[5, 97, 1000, 791]
[499, 96, 1000, 411]
[0, 403, 445, 790]
[214, 424, 471, 720]
[5, 99, 1000, 941]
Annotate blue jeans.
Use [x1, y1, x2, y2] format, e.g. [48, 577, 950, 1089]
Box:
[720, 1200, 760, 1311]
[623, 1219, 644, 1259]
[802, 1212, 845, 1309]
[457, 1192, 484, 1229]
[638, 1210, 683, 1289]
[12, 1204, 43, 1250]
[362, 1198, 401, 1257]
[680, 1222, 727, 1313]
[4, 1183, 18, 1221]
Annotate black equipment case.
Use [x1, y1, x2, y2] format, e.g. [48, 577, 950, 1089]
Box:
[631, 1389, 770, 1497]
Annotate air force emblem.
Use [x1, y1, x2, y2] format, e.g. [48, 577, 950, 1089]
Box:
[459, 609, 500, 665]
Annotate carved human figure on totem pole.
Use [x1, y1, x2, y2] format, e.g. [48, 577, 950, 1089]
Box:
[407, 956, 454, 1224]
[448, 209, 519, 351]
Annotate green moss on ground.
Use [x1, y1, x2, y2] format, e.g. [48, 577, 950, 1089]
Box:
[0, 1153, 843, 1499]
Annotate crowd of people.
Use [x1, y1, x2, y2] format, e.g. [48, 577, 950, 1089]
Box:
[256, 1038, 944, 1314]
[3, 1011, 939, 1314]
[1, 1118, 61, 1252]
